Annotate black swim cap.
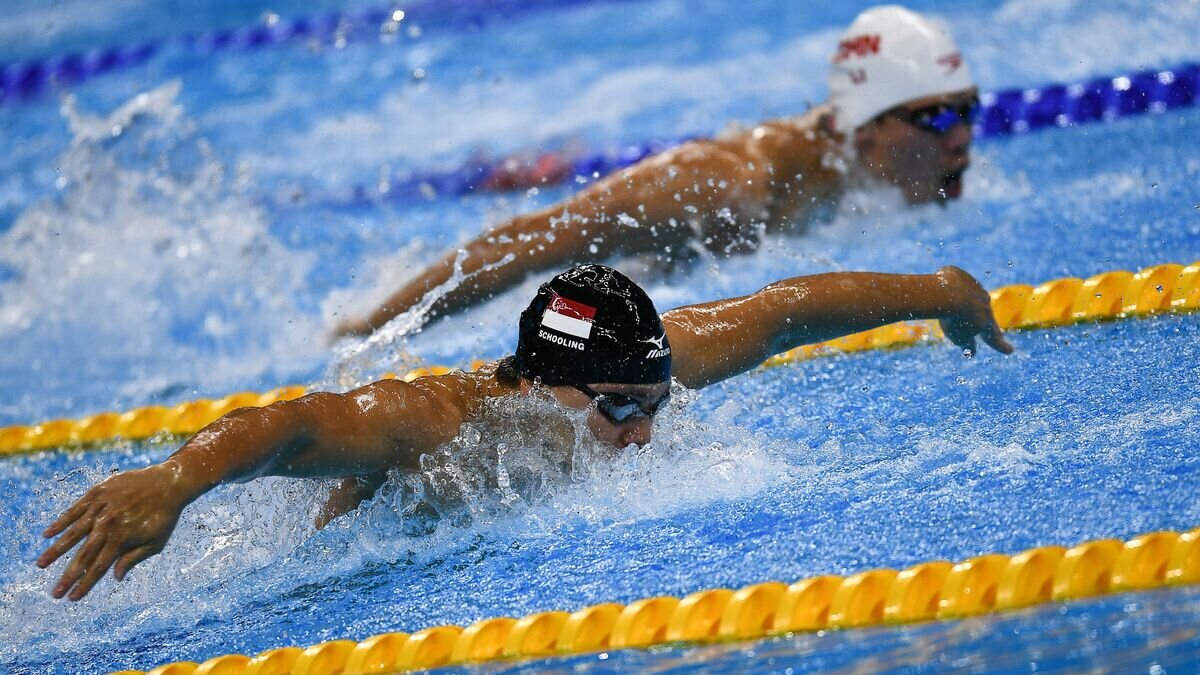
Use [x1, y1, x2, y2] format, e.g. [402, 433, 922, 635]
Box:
[515, 264, 672, 386]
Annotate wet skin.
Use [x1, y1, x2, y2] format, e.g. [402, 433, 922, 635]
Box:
[336, 89, 980, 338]
[544, 381, 671, 449]
[39, 266, 1012, 600]
[853, 88, 978, 204]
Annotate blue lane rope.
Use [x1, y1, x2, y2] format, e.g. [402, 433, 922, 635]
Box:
[288, 61, 1200, 208]
[977, 63, 1200, 135]
[0, 0, 631, 105]
[4, 9, 1195, 208]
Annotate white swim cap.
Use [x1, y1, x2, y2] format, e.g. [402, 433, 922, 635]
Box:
[828, 5, 974, 131]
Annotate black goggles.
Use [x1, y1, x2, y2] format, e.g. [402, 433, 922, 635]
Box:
[891, 96, 980, 134]
[572, 385, 670, 424]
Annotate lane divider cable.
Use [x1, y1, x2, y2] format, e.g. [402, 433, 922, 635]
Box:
[2, 260, 1197, 458]
[289, 61, 1200, 207]
[0, 0, 638, 106]
[114, 526, 1200, 674]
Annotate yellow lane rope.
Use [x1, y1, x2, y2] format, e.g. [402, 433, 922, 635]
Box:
[7, 261, 1200, 458]
[116, 526, 1200, 675]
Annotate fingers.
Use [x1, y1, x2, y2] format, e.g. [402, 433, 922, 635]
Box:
[114, 545, 158, 581]
[982, 321, 1015, 354]
[53, 527, 107, 599]
[37, 512, 94, 568]
[940, 317, 976, 357]
[67, 541, 123, 601]
[943, 312, 1014, 358]
[43, 498, 89, 538]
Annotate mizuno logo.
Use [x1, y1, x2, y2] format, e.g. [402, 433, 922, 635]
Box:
[641, 333, 668, 349]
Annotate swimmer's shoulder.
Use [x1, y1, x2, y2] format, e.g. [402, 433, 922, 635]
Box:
[401, 362, 517, 419]
[751, 107, 843, 157]
[342, 367, 513, 455]
[666, 107, 842, 175]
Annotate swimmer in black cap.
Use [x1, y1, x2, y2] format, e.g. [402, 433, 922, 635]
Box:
[40, 264, 1010, 600]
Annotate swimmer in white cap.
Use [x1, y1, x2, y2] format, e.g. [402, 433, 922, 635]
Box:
[336, 5, 981, 337]
[828, 4, 977, 202]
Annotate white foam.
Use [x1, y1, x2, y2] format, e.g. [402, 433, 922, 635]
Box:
[0, 83, 325, 414]
[0, 384, 794, 655]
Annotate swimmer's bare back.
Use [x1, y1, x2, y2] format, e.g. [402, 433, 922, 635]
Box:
[40, 266, 1008, 600]
[335, 108, 846, 338]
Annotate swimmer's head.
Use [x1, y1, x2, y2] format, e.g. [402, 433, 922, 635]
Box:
[510, 264, 672, 448]
[829, 5, 973, 131]
[829, 5, 977, 204]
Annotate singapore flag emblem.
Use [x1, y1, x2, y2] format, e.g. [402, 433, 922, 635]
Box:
[541, 293, 596, 340]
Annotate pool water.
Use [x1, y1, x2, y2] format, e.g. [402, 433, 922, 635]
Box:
[0, 0, 1198, 672]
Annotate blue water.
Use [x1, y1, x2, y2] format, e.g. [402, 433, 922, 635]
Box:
[0, 0, 1198, 672]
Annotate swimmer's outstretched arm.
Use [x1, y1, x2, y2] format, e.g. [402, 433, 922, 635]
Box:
[663, 266, 1013, 389]
[36, 378, 465, 601]
[335, 148, 763, 338]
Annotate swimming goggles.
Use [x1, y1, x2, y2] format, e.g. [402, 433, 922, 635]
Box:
[572, 385, 670, 423]
[891, 96, 979, 134]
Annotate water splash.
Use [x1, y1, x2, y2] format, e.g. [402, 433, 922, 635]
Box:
[302, 383, 793, 571]
[0, 83, 323, 421]
[0, 382, 792, 663]
[323, 247, 518, 390]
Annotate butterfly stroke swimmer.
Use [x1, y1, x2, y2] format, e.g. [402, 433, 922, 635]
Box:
[337, 5, 980, 337]
[40, 263, 1011, 600]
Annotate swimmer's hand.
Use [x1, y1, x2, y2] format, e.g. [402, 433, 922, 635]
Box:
[936, 265, 1014, 357]
[37, 463, 190, 601]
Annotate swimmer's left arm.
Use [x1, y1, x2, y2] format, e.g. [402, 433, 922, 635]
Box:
[35, 377, 466, 601]
[662, 266, 1012, 388]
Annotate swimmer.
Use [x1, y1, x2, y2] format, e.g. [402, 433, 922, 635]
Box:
[40, 263, 1011, 600]
[336, 5, 980, 337]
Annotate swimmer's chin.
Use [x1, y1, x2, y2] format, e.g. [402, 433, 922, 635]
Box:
[908, 171, 966, 205]
[941, 171, 965, 200]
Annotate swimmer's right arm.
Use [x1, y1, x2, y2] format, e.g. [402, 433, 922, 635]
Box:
[335, 147, 762, 337]
[36, 378, 463, 600]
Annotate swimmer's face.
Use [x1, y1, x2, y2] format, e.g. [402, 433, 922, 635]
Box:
[550, 381, 671, 448]
[855, 88, 978, 204]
